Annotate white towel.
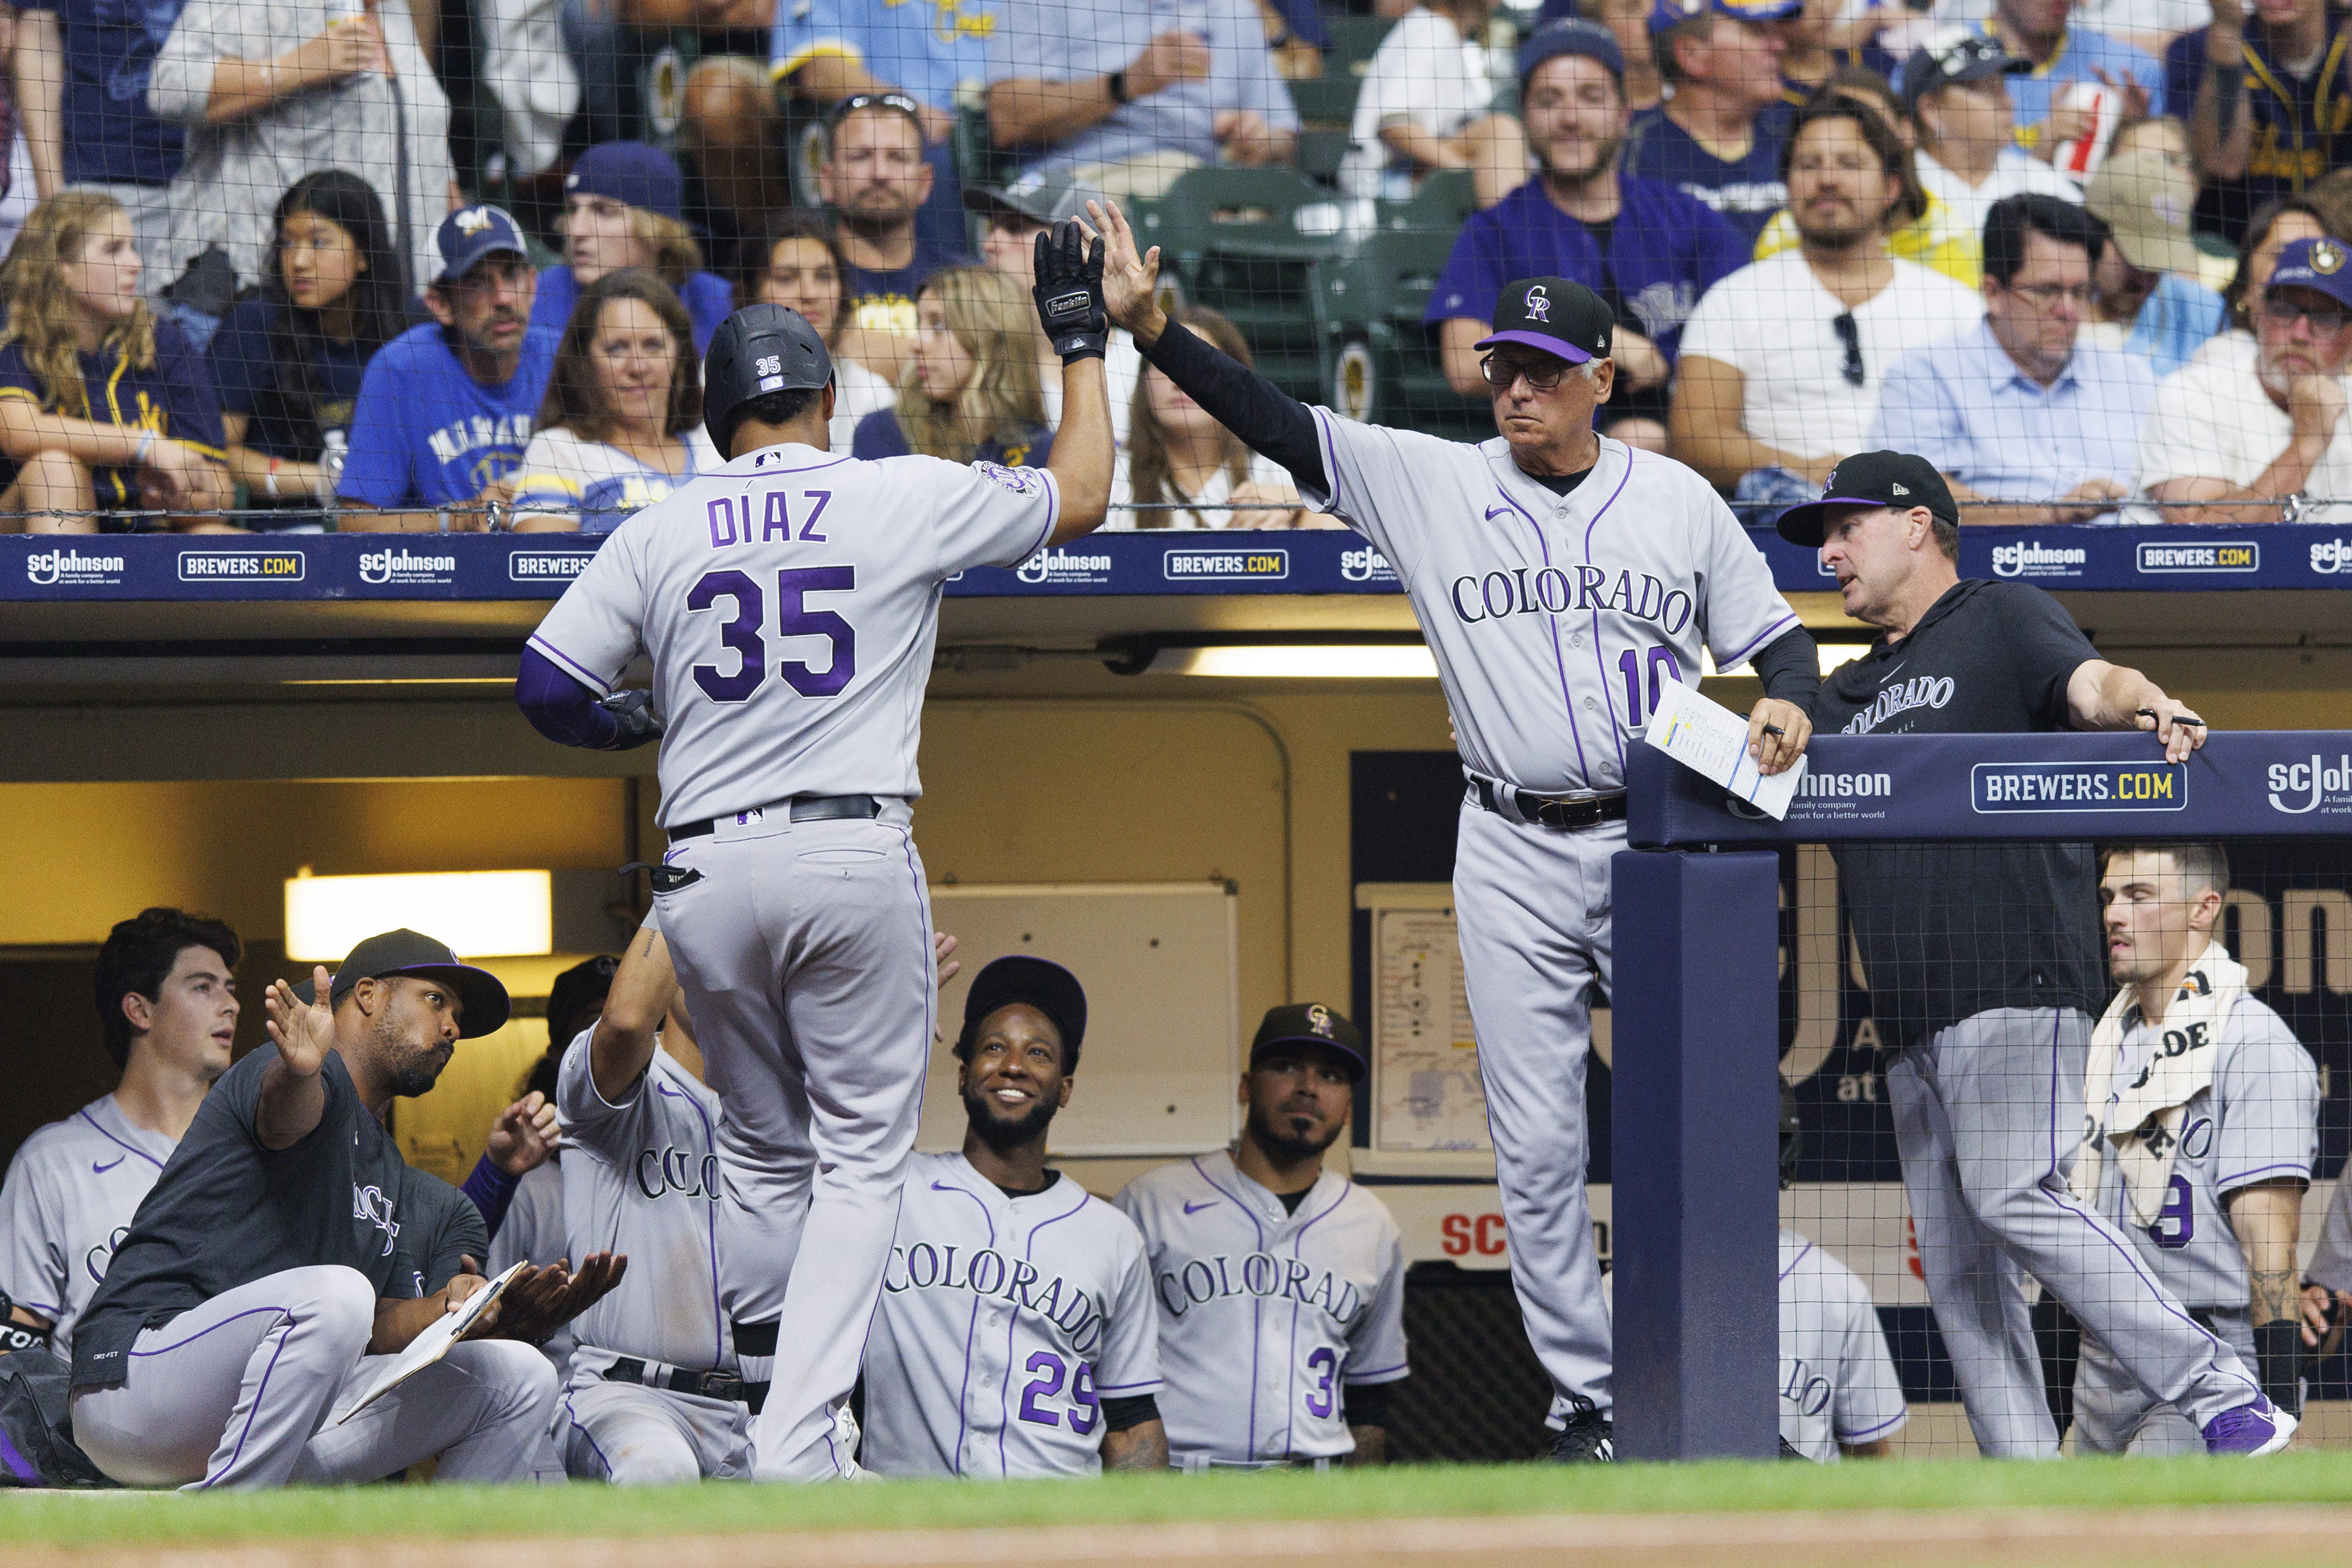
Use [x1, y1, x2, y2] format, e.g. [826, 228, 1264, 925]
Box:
[2071, 939, 2246, 1226]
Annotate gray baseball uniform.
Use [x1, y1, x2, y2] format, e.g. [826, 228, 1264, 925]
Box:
[1777, 1230, 1908, 1462]
[1117, 1150, 1409, 1467]
[2072, 997, 2317, 1455]
[485, 1160, 572, 1382]
[0, 1096, 175, 1357]
[1300, 416, 1800, 1426]
[528, 441, 1062, 1480]
[861, 1152, 1161, 1478]
[551, 1027, 750, 1483]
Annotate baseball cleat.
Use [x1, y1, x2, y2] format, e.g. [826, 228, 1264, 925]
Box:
[1549, 1410, 1613, 1462]
[2203, 1395, 2296, 1456]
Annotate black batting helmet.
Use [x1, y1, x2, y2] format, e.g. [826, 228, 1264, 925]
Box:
[704, 302, 833, 457]
[1778, 1076, 1803, 1190]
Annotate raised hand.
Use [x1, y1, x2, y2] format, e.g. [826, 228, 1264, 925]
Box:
[1084, 199, 1165, 340]
[265, 966, 336, 1079]
[486, 1090, 560, 1176]
[483, 1252, 628, 1345]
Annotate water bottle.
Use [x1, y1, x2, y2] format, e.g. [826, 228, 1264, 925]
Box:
[320, 429, 349, 527]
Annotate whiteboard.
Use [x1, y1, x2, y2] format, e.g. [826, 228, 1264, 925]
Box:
[920, 882, 1240, 1156]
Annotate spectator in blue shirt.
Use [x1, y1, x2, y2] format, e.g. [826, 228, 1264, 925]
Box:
[821, 93, 977, 388]
[1430, 18, 1747, 450]
[1623, 0, 1801, 246]
[2168, 0, 2352, 244]
[985, 0, 1301, 197]
[10, 0, 187, 275]
[1870, 193, 2158, 524]
[338, 205, 560, 530]
[2082, 145, 2229, 376]
[1970, 0, 2166, 162]
[530, 143, 735, 357]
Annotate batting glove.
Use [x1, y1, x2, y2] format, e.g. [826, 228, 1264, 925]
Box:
[597, 688, 662, 751]
[1032, 221, 1108, 364]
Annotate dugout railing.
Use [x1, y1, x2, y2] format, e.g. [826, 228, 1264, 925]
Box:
[1614, 731, 2352, 1461]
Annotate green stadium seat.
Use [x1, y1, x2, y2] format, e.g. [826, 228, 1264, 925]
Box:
[1326, 15, 1396, 71]
[1297, 127, 1350, 182]
[1316, 213, 1488, 441]
[1288, 16, 1392, 129]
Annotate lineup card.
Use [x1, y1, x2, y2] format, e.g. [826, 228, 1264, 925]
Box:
[1372, 905, 1489, 1152]
[1643, 679, 1809, 819]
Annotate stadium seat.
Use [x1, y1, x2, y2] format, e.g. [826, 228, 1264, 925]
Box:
[1317, 205, 1488, 440]
[1287, 16, 1392, 127]
[1296, 127, 1350, 184]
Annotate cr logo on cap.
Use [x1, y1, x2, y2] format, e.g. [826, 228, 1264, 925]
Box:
[1307, 1004, 1335, 1037]
[1525, 284, 1551, 322]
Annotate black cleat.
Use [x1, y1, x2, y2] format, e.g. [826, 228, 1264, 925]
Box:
[1549, 1410, 1614, 1462]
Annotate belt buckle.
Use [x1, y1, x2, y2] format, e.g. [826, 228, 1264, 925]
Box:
[1528, 794, 1579, 830]
[702, 1372, 745, 1403]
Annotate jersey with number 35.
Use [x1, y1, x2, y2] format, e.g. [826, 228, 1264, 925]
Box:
[860, 1152, 1161, 1478]
[1118, 1151, 1407, 1465]
[528, 443, 1060, 826]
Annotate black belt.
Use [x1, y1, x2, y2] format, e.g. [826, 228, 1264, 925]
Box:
[669, 794, 882, 840]
[602, 1356, 762, 1411]
[1472, 779, 1629, 831]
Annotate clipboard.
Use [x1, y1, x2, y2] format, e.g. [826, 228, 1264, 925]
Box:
[334, 1260, 527, 1424]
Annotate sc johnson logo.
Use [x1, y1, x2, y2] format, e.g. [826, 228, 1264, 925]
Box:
[1991, 540, 2087, 579]
[1339, 546, 1396, 583]
[25, 546, 126, 585]
[179, 550, 303, 582]
[508, 551, 595, 582]
[1971, 761, 2185, 813]
[2136, 540, 2258, 574]
[359, 548, 457, 585]
[1164, 548, 1288, 581]
[1014, 547, 1112, 586]
[2312, 538, 2352, 575]
[2268, 752, 2352, 815]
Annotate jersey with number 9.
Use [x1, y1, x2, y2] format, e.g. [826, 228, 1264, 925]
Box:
[528, 446, 1061, 826]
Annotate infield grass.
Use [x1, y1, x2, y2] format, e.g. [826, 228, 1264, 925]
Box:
[6, 1451, 2352, 1546]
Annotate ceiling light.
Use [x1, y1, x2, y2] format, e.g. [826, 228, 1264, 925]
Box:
[285, 870, 553, 961]
[1143, 644, 1439, 679]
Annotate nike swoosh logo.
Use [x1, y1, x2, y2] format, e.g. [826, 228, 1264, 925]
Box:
[92, 1157, 124, 1175]
[931, 1181, 959, 1193]
[1183, 1200, 1218, 1215]
[1483, 505, 1512, 521]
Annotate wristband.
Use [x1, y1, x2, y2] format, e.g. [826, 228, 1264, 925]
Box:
[1107, 69, 1130, 106]
[135, 429, 156, 467]
[264, 456, 283, 499]
[2254, 1319, 2303, 1417]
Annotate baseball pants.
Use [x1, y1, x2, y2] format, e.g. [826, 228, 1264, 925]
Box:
[655, 803, 936, 1481]
[1888, 1008, 2262, 1458]
[2073, 1308, 2256, 1455]
[69, 1266, 563, 1490]
[561, 1378, 753, 1482]
[1452, 800, 1616, 1425]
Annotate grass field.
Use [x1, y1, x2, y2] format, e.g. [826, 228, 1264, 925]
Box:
[8, 1451, 2352, 1549]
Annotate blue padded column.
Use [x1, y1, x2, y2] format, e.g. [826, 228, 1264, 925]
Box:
[1610, 848, 1781, 1461]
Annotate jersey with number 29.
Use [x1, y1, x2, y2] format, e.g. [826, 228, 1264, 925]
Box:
[528, 442, 1060, 826]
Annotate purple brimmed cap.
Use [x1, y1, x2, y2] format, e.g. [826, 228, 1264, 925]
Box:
[291, 928, 512, 1038]
[1774, 450, 1959, 546]
[1474, 276, 1612, 365]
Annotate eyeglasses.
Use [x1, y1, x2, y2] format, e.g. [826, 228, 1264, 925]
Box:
[2261, 295, 2352, 332]
[1832, 312, 1864, 388]
[828, 91, 924, 125]
[1480, 355, 1569, 392]
[2007, 283, 2095, 308]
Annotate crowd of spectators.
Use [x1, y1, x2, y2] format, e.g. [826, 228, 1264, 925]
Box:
[1, 0, 2351, 533]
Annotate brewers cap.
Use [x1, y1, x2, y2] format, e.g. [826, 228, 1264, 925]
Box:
[566, 141, 686, 222]
[2265, 235, 2352, 313]
[434, 205, 530, 285]
[1648, 0, 1800, 35]
[1251, 1003, 1367, 1083]
[1476, 276, 1613, 365]
[956, 955, 1089, 1071]
[291, 928, 513, 1038]
[1774, 450, 1960, 546]
[1517, 17, 1624, 84]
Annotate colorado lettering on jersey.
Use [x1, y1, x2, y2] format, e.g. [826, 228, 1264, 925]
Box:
[1839, 674, 1956, 735]
[634, 1145, 721, 1200]
[1154, 1252, 1366, 1327]
[1447, 559, 1695, 633]
[883, 1243, 1108, 1355]
[83, 1225, 130, 1286]
[352, 1183, 400, 1256]
[425, 413, 533, 467]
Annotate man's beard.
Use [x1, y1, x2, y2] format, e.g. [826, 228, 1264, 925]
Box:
[1247, 1101, 1344, 1164]
[838, 186, 915, 230]
[1540, 131, 1622, 188]
[965, 1082, 1058, 1151]
[375, 1009, 449, 1099]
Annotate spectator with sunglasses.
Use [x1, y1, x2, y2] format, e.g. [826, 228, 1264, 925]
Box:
[1672, 96, 1981, 503]
[819, 93, 975, 386]
[1869, 194, 2156, 527]
[2137, 235, 2352, 523]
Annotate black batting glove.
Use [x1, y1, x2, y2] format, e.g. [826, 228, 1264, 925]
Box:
[597, 688, 662, 751]
[1032, 220, 1108, 364]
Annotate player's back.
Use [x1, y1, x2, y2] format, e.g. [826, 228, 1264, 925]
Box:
[0, 1097, 175, 1357]
[528, 442, 1060, 827]
[1778, 1229, 1906, 1463]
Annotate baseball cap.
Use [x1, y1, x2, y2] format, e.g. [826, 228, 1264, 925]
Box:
[1900, 30, 2029, 105]
[2083, 148, 2202, 278]
[433, 204, 530, 286]
[291, 929, 513, 1038]
[956, 956, 1088, 1071]
[1518, 17, 1624, 84]
[1774, 450, 1959, 546]
[2266, 235, 2352, 313]
[1250, 1003, 1367, 1083]
[962, 167, 1105, 227]
[566, 141, 685, 222]
[545, 954, 620, 1046]
[1476, 276, 1613, 365]
[1648, 0, 1800, 35]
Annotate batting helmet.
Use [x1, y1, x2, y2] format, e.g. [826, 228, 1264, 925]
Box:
[1778, 1076, 1803, 1190]
[704, 302, 832, 457]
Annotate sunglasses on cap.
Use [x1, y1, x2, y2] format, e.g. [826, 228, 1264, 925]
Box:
[830, 91, 924, 125]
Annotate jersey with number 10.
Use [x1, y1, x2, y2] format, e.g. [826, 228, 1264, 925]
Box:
[528, 442, 1060, 826]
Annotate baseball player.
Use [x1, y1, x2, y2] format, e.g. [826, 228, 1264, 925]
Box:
[1775, 1081, 1907, 1462]
[1775, 455, 2287, 1459]
[2067, 844, 2319, 1454]
[862, 956, 1165, 1478]
[1118, 1004, 1409, 1469]
[516, 223, 1117, 1480]
[1090, 199, 1818, 1459]
[1, 908, 240, 1361]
